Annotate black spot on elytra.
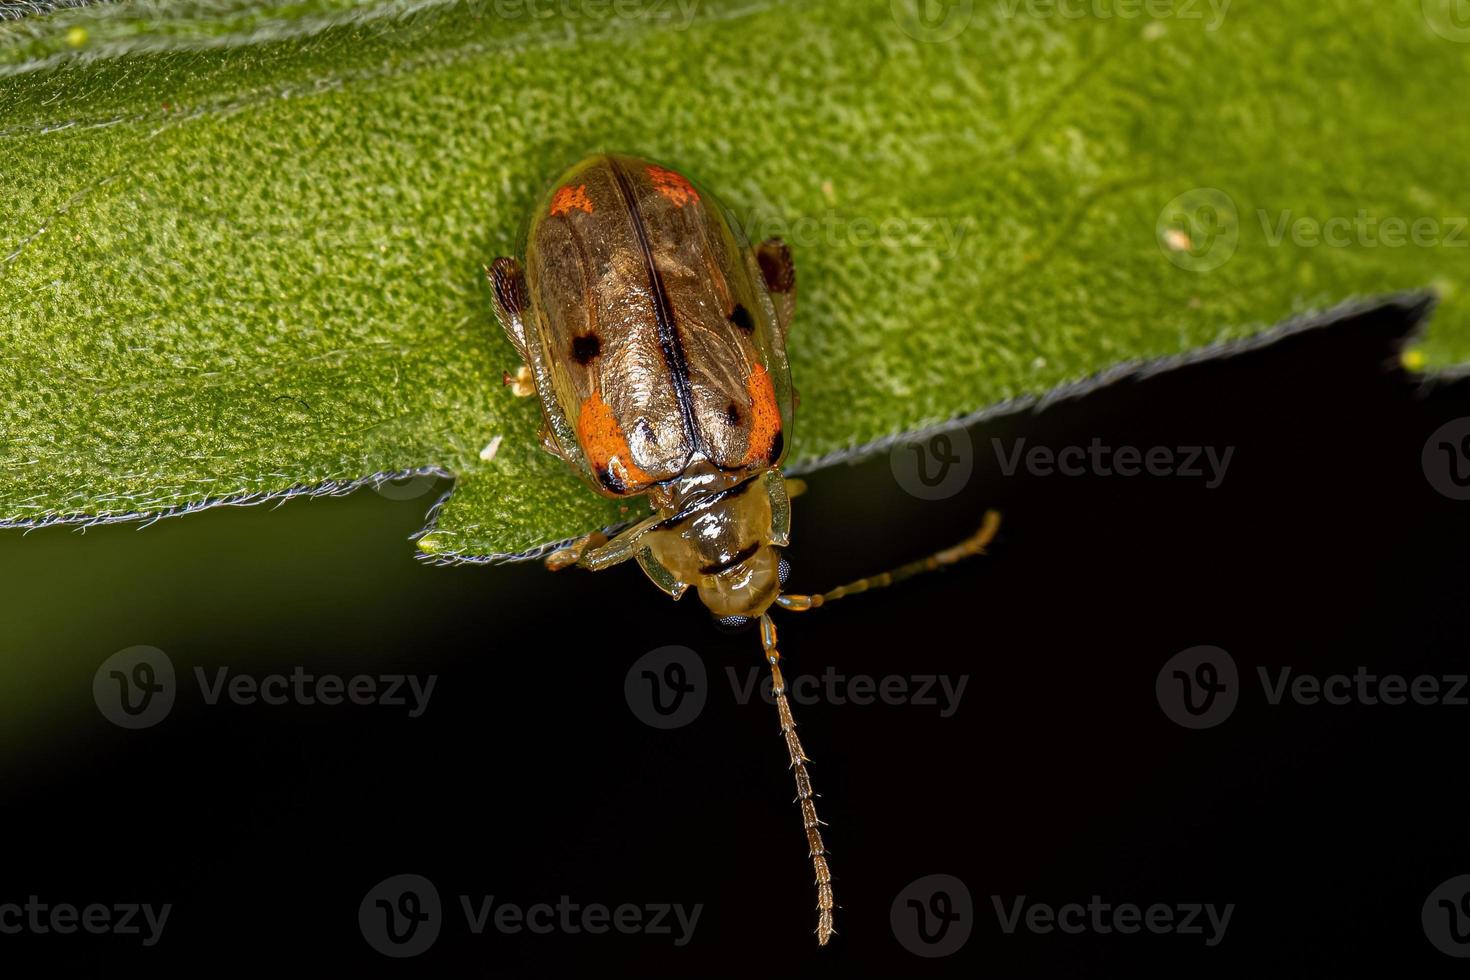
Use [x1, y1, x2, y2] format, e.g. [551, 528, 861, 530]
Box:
[728, 304, 754, 333]
[768, 429, 784, 462]
[601, 466, 627, 495]
[572, 333, 601, 365]
[725, 402, 742, 426]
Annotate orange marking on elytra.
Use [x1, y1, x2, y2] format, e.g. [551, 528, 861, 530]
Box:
[550, 184, 594, 217]
[742, 363, 782, 466]
[647, 165, 700, 207]
[578, 393, 653, 489]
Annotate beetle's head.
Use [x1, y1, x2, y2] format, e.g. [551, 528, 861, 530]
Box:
[636, 473, 792, 624]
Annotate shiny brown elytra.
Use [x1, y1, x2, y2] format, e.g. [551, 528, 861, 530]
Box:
[489, 153, 1000, 946]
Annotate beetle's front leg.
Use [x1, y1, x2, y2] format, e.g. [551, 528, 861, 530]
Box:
[544, 530, 610, 571]
[544, 506, 673, 572]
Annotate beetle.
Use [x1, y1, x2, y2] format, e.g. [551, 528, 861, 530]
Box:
[488, 153, 1000, 946]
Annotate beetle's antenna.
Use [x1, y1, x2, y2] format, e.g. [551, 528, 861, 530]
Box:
[758, 613, 835, 946]
[776, 510, 1001, 612]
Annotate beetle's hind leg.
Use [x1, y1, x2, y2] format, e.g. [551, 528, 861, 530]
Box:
[487, 258, 536, 397]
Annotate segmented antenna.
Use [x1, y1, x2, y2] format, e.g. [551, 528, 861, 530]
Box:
[776, 510, 1001, 612]
[758, 614, 835, 945]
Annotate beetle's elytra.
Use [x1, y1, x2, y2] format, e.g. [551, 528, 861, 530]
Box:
[490, 153, 1001, 946]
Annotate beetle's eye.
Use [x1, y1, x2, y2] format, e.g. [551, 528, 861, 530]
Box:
[713, 614, 754, 634]
[778, 557, 791, 586]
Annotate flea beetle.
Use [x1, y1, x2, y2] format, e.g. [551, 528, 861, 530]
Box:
[489, 154, 1000, 946]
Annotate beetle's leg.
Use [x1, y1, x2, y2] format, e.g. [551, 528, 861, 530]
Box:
[755, 237, 796, 339]
[784, 477, 808, 500]
[544, 530, 609, 571]
[487, 258, 537, 397]
[544, 511, 668, 572]
[776, 510, 1001, 612]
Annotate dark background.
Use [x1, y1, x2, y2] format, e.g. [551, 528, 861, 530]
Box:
[3, 297, 1468, 974]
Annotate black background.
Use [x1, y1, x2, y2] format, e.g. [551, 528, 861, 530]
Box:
[3, 297, 1469, 974]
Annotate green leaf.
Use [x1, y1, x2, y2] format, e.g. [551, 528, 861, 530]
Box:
[2, 0, 1466, 560]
